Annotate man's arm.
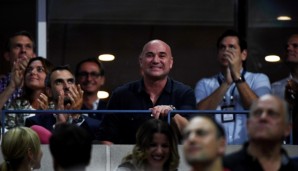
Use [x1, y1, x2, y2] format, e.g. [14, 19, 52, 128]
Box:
[197, 82, 230, 110]
[0, 63, 24, 110]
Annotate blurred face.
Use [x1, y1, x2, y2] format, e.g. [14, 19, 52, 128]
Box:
[5, 35, 35, 65]
[25, 60, 47, 90]
[247, 95, 291, 142]
[285, 34, 298, 63]
[32, 149, 43, 169]
[49, 70, 75, 103]
[139, 40, 173, 80]
[146, 133, 170, 169]
[183, 117, 225, 165]
[76, 62, 104, 95]
[217, 36, 246, 67]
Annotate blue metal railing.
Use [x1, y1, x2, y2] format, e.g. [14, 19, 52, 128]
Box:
[1, 109, 249, 135]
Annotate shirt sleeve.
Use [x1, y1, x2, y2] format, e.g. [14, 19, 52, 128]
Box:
[250, 73, 271, 96]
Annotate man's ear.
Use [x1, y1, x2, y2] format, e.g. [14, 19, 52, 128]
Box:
[100, 76, 105, 86]
[241, 49, 248, 61]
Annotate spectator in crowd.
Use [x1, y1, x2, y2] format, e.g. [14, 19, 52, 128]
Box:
[0, 127, 43, 171]
[75, 58, 107, 121]
[272, 34, 298, 144]
[49, 123, 92, 171]
[223, 94, 298, 171]
[195, 30, 271, 144]
[3, 57, 54, 129]
[117, 119, 179, 171]
[25, 66, 101, 141]
[99, 39, 196, 144]
[0, 31, 36, 109]
[182, 116, 228, 171]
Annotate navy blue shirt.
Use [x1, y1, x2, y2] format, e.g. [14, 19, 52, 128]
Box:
[223, 142, 298, 171]
[99, 77, 196, 144]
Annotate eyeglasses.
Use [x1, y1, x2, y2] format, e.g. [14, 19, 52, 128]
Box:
[77, 72, 102, 78]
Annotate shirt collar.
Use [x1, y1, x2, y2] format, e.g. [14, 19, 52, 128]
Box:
[137, 77, 172, 94]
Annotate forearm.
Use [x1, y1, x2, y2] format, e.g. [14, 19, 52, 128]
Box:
[0, 85, 16, 109]
[236, 82, 258, 109]
[197, 82, 230, 110]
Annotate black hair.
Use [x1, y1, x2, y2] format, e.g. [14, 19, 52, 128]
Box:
[45, 65, 73, 87]
[75, 58, 105, 77]
[216, 29, 247, 52]
[49, 124, 92, 170]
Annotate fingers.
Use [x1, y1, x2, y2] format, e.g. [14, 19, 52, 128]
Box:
[56, 91, 65, 110]
[37, 93, 49, 109]
[150, 105, 174, 119]
[67, 84, 84, 110]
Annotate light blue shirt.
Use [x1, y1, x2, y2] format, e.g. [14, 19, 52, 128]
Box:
[195, 71, 271, 144]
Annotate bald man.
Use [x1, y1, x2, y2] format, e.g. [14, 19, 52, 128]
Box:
[224, 95, 298, 171]
[99, 39, 196, 144]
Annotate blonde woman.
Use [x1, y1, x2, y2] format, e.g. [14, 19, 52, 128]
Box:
[0, 127, 43, 171]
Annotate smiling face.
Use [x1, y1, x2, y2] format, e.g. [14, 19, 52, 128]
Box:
[76, 61, 104, 95]
[247, 95, 291, 142]
[25, 60, 47, 90]
[285, 34, 298, 63]
[139, 40, 173, 80]
[183, 117, 225, 166]
[145, 133, 170, 169]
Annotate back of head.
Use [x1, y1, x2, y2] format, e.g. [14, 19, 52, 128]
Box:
[49, 124, 92, 170]
[1, 127, 40, 171]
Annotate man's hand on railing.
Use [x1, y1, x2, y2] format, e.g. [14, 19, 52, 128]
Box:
[149, 105, 175, 119]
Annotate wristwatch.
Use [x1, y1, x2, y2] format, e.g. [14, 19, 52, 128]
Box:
[234, 76, 245, 84]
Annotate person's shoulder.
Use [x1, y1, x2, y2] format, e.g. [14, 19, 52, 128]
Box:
[117, 162, 137, 171]
[113, 80, 141, 93]
[223, 147, 247, 170]
[271, 77, 289, 86]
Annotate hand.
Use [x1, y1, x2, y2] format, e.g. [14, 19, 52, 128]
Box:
[9, 61, 24, 89]
[224, 67, 233, 85]
[17, 57, 30, 71]
[149, 105, 175, 119]
[56, 84, 84, 110]
[224, 49, 242, 80]
[37, 93, 49, 110]
[66, 84, 84, 110]
[285, 79, 298, 107]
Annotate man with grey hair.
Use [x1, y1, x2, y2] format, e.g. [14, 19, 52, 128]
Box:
[223, 94, 298, 171]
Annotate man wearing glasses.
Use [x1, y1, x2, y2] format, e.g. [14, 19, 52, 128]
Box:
[75, 58, 107, 122]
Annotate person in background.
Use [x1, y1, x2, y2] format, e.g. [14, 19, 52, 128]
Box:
[223, 94, 298, 171]
[99, 39, 196, 144]
[195, 30, 271, 144]
[3, 57, 54, 129]
[182, 116, 228, 171]
[0, 31, 36, 109]
[271, 34, 298, 144]
[25, 66, 101, 141]
[0, 127, 43, 171]
[117, 119, 179, 171]
[49, 123, 92, 171]
[75, 58, 107, 122]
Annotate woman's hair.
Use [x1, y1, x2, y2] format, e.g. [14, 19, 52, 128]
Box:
[22, 57, 54, 102]
[0, 127, 41, 171]
[122, 119, 179, 171]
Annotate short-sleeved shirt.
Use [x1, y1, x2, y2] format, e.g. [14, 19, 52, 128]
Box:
[0, 73, 23, 108]
[99, 77, 196, 144]
[195, 71, 271, 144]
[223, 142, 298, 171]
